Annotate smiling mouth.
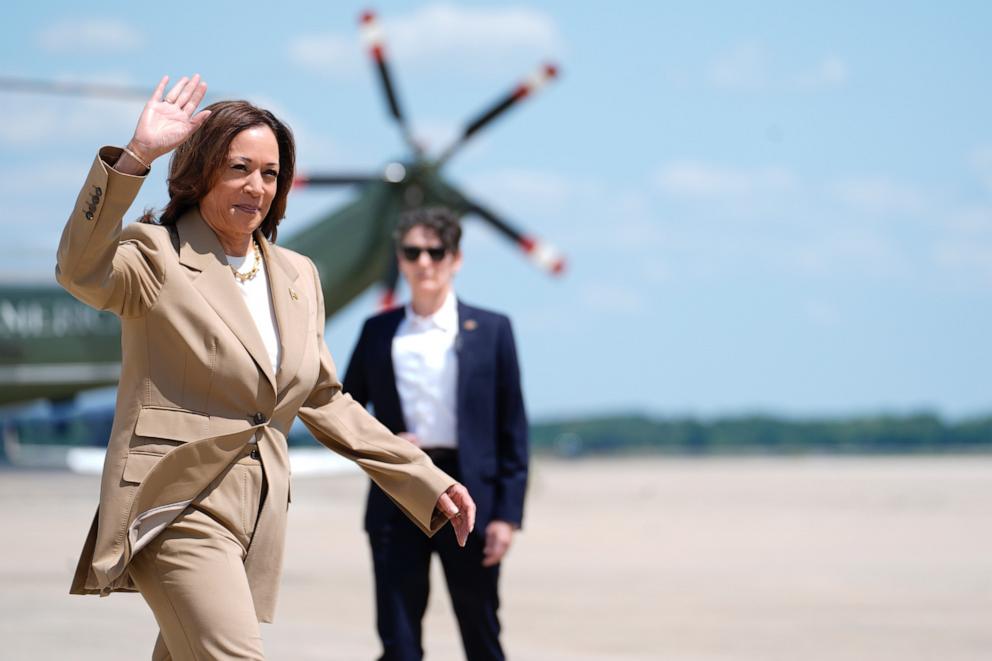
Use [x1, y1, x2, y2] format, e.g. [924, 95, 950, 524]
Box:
[233, 204, 261, 215]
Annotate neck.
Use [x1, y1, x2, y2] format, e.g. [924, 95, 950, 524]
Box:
[200, 207, 254, 256]
[410, 288, 450, 317]
[216, 232, 252, 257]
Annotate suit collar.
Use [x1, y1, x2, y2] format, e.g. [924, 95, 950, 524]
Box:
[175, 209, 283, 392]
[403, 291, 458, 332]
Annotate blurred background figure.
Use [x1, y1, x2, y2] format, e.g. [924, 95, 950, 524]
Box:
[344, 207, 528, 661]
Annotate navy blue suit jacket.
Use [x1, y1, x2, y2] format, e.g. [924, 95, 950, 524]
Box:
[343, 300, 529, 535]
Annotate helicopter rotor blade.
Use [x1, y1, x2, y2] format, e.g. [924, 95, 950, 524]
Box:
[436, 63, 559, 167]
[0, 76, 153, 100]
[377, 256, 401, 310]
[293, 174, 385, 189]
[294, 161, 408, 189]
[465, 200, 566, 277]
[360, 10, 420, 156]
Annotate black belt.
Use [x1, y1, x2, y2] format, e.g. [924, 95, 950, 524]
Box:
[422, 447, 457, 463]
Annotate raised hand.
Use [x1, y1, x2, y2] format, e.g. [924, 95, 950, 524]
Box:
[127, 75, 210, 165]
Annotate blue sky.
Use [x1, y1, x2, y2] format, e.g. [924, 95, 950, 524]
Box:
[3, 1, 991, 419]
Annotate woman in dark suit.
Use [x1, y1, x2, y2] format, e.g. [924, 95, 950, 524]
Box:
[343, 207, 528, 660]
[58, 74, 475, 660]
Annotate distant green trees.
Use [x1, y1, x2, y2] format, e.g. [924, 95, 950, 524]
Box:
[4, 409, 991, 459]
[531, 413, 992, 456]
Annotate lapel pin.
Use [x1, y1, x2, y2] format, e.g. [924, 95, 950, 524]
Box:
[463, 319, 477, 331]
[289, 288, 299, 301]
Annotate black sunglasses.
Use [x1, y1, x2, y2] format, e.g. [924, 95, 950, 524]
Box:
[400, 245, 448, 262]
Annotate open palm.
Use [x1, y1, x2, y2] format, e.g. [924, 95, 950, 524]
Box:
[129, 75, 210, 163]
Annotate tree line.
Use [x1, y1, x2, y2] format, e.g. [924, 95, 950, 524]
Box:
[530, 412, 992, 456]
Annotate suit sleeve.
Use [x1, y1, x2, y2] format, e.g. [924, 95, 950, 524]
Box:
[55, 147, 166, 318]
[492, 315, 529, 527]
[297, 259, 454, 536]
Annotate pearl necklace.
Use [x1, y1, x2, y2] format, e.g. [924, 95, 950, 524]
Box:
[231, 241, 261, 283]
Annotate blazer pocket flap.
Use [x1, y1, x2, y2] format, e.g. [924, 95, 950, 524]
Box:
[134, 406, 210, 442]
[122, 450, 164, 484]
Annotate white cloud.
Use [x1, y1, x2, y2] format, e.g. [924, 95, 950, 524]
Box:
[0, 159, 83, 195]
[288, 33, 362, 78]
[37, 19, 143, 54]
[465, 169, 571, 209]
[707, 43, 768, 91]
[289, 3, 563, 78]
[933, 240, 992, 286]
[943, 205, 992, 233]
[829, 176, 927, 216]
[932, 205, 992, 286]
[796, 55, 848, 90]
[0, 94, 140, 147]
[784, 229, 908, 278]
[655, 161, 797, 198]
[706, 45, 848, 93]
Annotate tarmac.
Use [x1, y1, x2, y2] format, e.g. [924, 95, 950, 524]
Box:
[1, 455, 990, 660]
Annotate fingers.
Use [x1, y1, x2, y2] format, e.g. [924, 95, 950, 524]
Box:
[482, 542, 507, 567]
[150, 75, 169, 103]
[448, 485, 476, 541]
[190, 109, 212, 128]
[437, 492, 460, 519]
[164, 76, 189, 104]
[437, 485, 477, 547]
[452, 515, 470, 547]
[438, 492, 469, 547]
[482, 523, 511, 566]
[185, 80, 208, 115]
[174, 73, 200, 110]
[482, 537, 509, 566]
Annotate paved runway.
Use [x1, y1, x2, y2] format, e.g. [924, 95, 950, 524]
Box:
[2, 456, 990, 660]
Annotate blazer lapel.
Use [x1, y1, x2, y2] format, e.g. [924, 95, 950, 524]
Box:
[258, 237, 308, 394]
[455, 300, 479, 426]
[176, 209, 276, 393]
[382, 309, 406, 431]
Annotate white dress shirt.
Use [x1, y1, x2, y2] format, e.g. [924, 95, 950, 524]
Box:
[392, 291, 459, 449]
[226, 250, 281, 374]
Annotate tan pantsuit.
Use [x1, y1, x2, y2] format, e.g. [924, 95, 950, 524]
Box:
[129, 446, 266, 660]
[58, 148, 456, 659]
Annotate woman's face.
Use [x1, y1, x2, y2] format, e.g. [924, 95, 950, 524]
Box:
[199, 125, 280, 252]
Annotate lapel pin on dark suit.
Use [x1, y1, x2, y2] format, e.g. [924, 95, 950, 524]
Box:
[456, 319, 476, 352]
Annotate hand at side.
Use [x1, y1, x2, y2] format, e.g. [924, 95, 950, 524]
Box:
[435, 483, 476, 547]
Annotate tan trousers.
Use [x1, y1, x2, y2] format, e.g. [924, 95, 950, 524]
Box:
[129, 446, 267, 661]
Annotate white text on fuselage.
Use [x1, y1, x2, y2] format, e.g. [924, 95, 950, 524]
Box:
[0, 299, 118, 338]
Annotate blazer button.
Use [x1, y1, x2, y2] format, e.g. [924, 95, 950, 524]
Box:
[94, 186, 102, 196]
[91, 194, 100, 204]
[252, 412, 267, 425]
[84, 211, 94, 220]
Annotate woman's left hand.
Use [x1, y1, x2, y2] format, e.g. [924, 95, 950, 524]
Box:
[436, 484, 476, 547]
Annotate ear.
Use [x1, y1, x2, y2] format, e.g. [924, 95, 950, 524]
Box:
[452, 249, 463, 274]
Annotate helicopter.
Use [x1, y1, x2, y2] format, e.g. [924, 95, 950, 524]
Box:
[0, 9, 565, 408]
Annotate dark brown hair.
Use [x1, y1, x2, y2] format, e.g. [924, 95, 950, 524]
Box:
[393, 206, 462, 253]
[140, 100, 296, 242]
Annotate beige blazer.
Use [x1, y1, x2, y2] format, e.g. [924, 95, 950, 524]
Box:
[58, 147, 453, 622]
